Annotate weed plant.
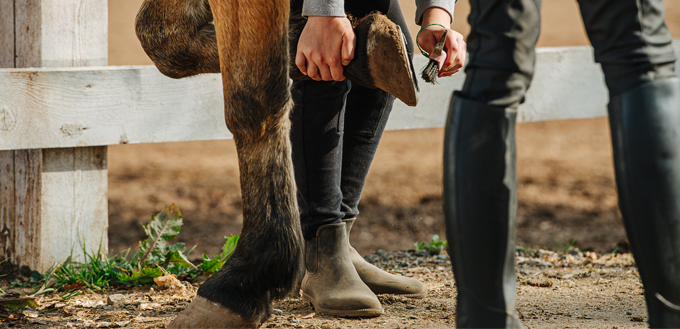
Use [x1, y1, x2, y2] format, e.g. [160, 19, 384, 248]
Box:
[414, 235, 448, 255]
[28, 204, 239, 296]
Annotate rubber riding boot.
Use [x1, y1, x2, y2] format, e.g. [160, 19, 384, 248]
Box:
[443, 94, 523, 328]
[290, 13, 419, 106]
[301, 222, 384, 317]
[608, 78, 680, 328]
[343, 218, 427, 298]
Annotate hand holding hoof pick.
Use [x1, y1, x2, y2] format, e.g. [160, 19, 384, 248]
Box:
[416, 8, 466, 84]
[420, 29, 448, 84]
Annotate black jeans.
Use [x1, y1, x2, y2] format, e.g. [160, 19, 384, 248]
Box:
[461, 0, 676, 108]
[289, 0, 412, 240]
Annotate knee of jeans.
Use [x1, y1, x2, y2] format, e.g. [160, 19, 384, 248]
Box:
[460, 68, 533, 108]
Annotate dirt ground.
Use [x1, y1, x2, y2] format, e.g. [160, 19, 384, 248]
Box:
[3, 1, 680, 328]
[0, 249, 649, 328]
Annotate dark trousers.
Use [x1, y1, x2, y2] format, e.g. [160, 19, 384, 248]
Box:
[449, 0, 678, 325]
[289, 0, 412, 240]
[462, 0, 676, 107]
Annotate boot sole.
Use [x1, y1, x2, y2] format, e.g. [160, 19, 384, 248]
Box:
[370, 290, 427, 299]
[301, 292, 384, 318]
[396, 291, 427, 299]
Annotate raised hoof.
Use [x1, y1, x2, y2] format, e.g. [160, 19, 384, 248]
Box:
[288, 13, 419, 107]
[168, 296, 265, 329]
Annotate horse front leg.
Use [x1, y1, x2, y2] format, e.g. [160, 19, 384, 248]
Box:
[168, 0, 303, 328]
[136, 0, 220, 78]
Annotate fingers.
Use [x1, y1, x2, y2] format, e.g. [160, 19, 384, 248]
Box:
[341, 31, 356, 66]
[439, 31, 466, 77]
[295, 16, 354, 81]
[416, 26, 467, 78]
[295, 49, 308, 76]
[317, 55, 336, 81]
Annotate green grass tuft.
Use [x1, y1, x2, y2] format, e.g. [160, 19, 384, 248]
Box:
[414, 235, 448, 255]
[26, 204, 240, 299]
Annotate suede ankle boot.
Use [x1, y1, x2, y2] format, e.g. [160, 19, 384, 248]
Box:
[343, 218, 426, 298]
[301, 222, 384, 317]
[444, 94, 524, 328]
[608, 78, 680, 328]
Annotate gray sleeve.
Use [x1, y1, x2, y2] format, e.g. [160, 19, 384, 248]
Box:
[415, 0, 457, 25]
[302, 0, 346, 17]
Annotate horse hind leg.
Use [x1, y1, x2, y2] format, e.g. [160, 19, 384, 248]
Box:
[135, 0, 220, 78]
[168, 0, 302, 328]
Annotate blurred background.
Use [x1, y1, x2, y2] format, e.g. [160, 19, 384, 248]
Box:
[107, 0, 680, 258]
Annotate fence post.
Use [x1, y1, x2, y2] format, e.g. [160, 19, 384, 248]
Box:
[0, 0, 109, 272]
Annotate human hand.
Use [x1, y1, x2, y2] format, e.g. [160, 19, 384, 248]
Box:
[295, 16, 356, 81]
[417, 8, 466, 77]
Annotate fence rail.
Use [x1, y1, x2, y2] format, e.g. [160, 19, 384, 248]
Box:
[3, 41, 677, 152]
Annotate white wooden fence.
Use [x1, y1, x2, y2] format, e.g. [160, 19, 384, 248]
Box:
[0, 1, 678, 272]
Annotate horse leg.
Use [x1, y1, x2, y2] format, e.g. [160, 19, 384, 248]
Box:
[135, 0, 220, 78]
[137, 0, 302, 327]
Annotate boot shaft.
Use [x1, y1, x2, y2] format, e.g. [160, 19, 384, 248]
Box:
[444, 94, 522, 328]
[608, 77, 680, 326]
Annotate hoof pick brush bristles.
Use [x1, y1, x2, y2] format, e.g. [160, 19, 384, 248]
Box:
[421, 29, 447, 84]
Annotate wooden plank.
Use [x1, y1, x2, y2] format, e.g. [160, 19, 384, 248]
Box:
[0, 0, 14, 68]
[14, 0, 41, 68]
[34, 0, 108, 271]
[0, 40, 678, 151]
[40, 0, 108, 67]
[4, 0, 109, 272]
[0, 66, 229, 150]
[386, 45, 606, 129]
[12, 149, 41, 270]
[0, 0, 15, 263]
[39, 147, 108, 269]
[72, 146, 108, 259]
[13, 0, 108, 68]
[0, 151, 14, 260]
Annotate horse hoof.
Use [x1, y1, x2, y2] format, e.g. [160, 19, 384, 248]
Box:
[168, 296, 263, 328]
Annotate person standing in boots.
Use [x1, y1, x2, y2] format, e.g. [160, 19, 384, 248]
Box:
[290, 0, 466, 317]
[442, 0, 680, 328]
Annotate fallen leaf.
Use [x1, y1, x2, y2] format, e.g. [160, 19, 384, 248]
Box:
[63, 281, 85, 291]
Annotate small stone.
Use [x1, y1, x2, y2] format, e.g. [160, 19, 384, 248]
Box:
[538, 261, 553, 267]
[271, 308, 283, 315]
[107, 294, 125, 306]
[626, 311, 632, 315]
[445, 281, 453, 287]
[139, 302, 161, 310]
[21, 310, 39, 318]
[630, 316, 644, 322]
[526, 278, 553, 288]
